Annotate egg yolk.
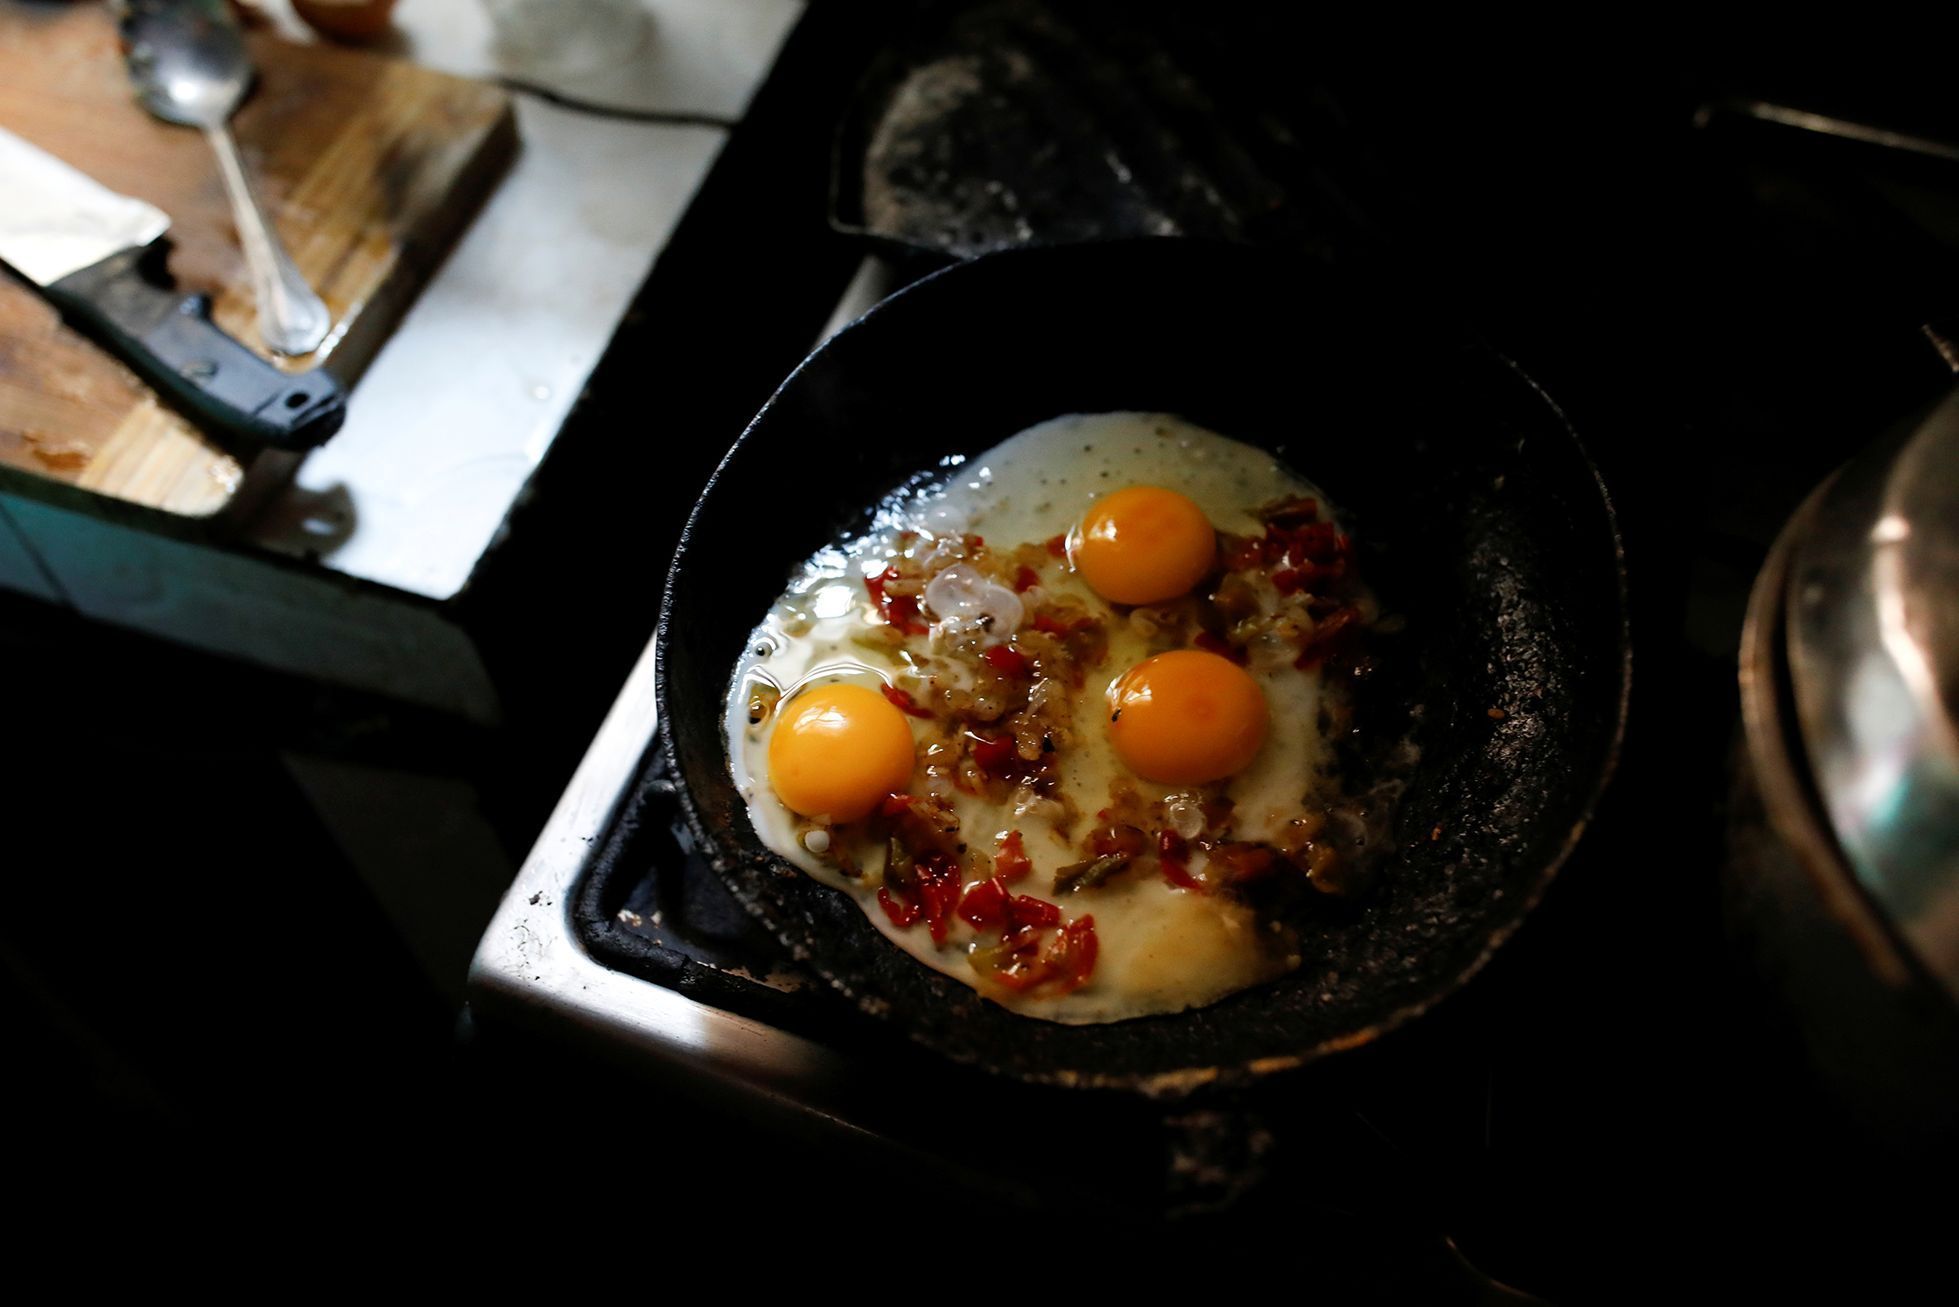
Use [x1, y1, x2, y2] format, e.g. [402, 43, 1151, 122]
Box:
[768, 683, 916, 822]
[1107, 650, 1268, 784]
[1072, 485, 1217, 606]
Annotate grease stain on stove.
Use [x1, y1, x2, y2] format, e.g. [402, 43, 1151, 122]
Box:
[512, 921, 550, 980]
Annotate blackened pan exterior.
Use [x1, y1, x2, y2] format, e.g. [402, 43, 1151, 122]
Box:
[658, 241, 1628, 1094]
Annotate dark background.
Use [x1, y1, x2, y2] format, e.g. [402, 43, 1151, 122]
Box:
[6, 4, 1955, 1293]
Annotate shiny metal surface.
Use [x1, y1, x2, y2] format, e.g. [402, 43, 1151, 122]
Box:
[1741, 485, 1916, 991]
[0, 128, 169, 287]
[466, 638, 875, 1133]
[1700, 99, 1959, 167]
[1786, 389, 1959, 1003]
[120, 0, 331, 355]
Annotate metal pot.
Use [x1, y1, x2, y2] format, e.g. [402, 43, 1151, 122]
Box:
[1730, 383, 1959, 1150]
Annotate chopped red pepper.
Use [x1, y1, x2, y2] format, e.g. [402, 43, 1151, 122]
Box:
[1293, 606, 1360, 668]
[1087, 824, 1148, 858]
[958, 844, 1095, 996]
[971, 911, 1097, 993]
[1029, 610, 1107, 684]
[880, 685, 934, 718]
[1259, 495, 1321, 529]
[1162, 861, 1206, 892]
[876, 887, 920, 928]
[994, 830, 1031, 883]
[974, 926, 1048, 991]
[1222, 536, 1263, 572]
[955, 876, 1056, 933]
[982, 644, 1032, 677]
[970, 733, 1017, 775]
[878, 792, 915, 818]
[957, 876, 1010, 930]
[864, 565, 928, 636]
[1285, 521, 1341, 559]
[1192, 631, 1246, 664]
[1044, 916, 1099, 994]
[1044, 534, 1068, 558]
[1274, 560, 1346, 595]
[1223, 513, 1350, 590]
[1012, 565, 1040, 593]
[1007, 893, 1062, 930]
[914, 852, 963, 944]
[877, 832, 965, 945]
[1158, 829, 1206, 892]
[1210, 842, 1279, 885]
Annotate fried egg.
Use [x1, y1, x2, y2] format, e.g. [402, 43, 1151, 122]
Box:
[724, 412, 1371, 1023]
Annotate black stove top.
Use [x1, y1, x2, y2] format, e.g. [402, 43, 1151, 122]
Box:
[472, 9, 1959, 1298]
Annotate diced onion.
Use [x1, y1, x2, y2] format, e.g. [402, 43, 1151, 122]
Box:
[923, 564, 1024, 637]
[1165, 793, 1207, 840]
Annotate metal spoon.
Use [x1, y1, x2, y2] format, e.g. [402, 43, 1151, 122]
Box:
[118, 0, 331, 357]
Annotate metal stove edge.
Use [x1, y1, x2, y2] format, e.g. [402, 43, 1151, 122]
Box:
[468, 259, 908, 1131]
[465, 635, 890, 1139]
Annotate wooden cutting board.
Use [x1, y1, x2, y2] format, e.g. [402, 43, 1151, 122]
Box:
[0, 2, 515, 524]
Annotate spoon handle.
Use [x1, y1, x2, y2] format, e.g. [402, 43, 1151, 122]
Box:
[204, 124, 331, 357]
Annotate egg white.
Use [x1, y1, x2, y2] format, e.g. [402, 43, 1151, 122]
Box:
[725, 412, 1355, 1023]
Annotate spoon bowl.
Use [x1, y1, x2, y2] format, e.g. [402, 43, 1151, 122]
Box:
[119, 0, 331, 357]
[123, 0, 251, 128]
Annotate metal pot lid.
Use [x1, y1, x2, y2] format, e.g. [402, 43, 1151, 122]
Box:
[1787, 386, 1959, 1005]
